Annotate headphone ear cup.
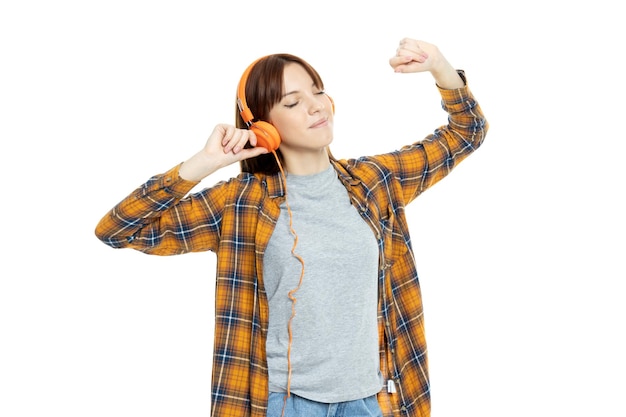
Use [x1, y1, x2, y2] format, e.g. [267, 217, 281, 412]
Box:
[251, 121, 281, 151]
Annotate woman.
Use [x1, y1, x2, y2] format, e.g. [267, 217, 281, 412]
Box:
[95, 38, 489, 417]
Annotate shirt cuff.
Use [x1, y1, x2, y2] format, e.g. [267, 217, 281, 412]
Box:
[158, 164, 201, 198]
[437, 70, 475, 110]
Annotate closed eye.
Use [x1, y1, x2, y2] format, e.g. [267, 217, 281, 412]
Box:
[283, 90, 325, 108]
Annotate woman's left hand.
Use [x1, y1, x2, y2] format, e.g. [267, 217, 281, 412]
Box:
[389, 38, 464, 89]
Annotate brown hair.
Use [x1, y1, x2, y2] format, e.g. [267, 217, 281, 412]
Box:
[237, 54, 325, 174]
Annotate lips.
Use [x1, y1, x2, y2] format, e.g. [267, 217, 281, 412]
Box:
[309, 117, 328, 128]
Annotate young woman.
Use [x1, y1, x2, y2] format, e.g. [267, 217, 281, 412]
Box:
[95, 38, 489, 417]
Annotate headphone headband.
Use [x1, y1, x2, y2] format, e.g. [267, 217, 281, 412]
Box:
[236, 57, 264, 127]
[236, 56, 282, 151]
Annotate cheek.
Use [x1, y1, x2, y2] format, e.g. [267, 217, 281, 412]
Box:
[270, 114, 299, 139]
[268, 110, 286, 133]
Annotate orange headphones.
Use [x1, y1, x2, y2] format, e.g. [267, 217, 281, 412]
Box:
[236, 56, 334, 152]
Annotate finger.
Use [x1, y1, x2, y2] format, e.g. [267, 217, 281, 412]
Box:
[246, 129, 258, 147]
[397, 47, 428, 61]
[221, 129, 236, 153]
[239, 146, 268, 160]
[389, 54, 412, 66]
[224, 129, 256, 154]
[396, 38, 428, 59]
[220, 125, 237, 146]
[230, 130, 254, 154]
[389, 55, 414, 71]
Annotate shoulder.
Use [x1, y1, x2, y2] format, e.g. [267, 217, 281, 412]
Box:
[332, 154, 398, 186]
[220, 171, 282, 203]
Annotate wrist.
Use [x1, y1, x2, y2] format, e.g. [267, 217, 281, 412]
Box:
[179, 151, 217, 182]
[432, 66, 465, 89]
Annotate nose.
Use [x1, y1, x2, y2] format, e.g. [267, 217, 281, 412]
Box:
[307, 95, 326, 115]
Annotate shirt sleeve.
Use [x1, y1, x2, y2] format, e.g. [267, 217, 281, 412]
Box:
[94, 164, 227, 255]
[371, 70, 489, 204]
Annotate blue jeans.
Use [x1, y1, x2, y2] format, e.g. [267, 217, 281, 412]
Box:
[267, 392, 383, 417]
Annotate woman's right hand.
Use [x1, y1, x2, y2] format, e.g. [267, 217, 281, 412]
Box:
[179, 124, 268, 181]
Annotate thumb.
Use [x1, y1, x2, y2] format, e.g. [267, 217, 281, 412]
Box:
[238, 146, 270, 161]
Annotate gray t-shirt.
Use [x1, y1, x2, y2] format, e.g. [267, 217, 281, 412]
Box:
[263, 165, 383, 403]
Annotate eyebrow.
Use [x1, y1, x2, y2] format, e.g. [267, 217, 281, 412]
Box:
[281, 82, 318, 99]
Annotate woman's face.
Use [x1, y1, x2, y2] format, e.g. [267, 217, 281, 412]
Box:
[268, 63, 334, 151]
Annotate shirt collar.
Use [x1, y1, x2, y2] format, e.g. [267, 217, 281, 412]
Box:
[260, 152, 361, 198]
[261, 172, 286, 199]
[330, 155, 361, 187]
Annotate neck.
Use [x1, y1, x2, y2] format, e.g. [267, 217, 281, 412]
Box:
[282, 147, 331, 176]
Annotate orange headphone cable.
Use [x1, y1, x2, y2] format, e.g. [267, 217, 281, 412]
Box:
[271, 150, 305, 416]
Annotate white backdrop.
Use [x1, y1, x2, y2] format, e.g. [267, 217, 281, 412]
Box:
[1, 1, 624, 416]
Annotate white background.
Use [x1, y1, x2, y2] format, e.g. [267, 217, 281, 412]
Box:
[1, 1, 624, 416]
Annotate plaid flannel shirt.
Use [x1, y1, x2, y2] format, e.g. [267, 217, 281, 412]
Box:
[95, 73, 488, 417]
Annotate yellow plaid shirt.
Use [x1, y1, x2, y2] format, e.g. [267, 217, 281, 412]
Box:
[95, 73, 488, 417]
